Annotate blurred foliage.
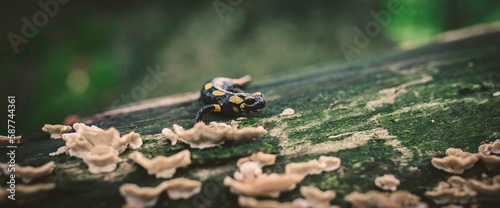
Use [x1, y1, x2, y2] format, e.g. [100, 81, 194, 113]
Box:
[2, 0, 500, 133]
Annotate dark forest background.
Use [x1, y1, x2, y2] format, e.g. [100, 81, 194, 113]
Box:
[2, 0, 500, 133]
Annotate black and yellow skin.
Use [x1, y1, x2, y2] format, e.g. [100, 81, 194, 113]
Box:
[195, 75, 265, 123]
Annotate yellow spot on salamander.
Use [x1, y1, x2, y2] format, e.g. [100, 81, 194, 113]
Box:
[240, 103, 245, 110]
[204, 83, 213, 90]
[245, 96, 254, 100]
[215, 81, 224, 86]
[253, 92, 262, 96]
[212, 90, 226, 96]
[229, 96, 244, 104]
[232, 107, 239, 112]
[213, 104, 221, 112]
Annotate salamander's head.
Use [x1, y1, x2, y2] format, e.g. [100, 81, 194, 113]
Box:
[243, 92, 265, 111]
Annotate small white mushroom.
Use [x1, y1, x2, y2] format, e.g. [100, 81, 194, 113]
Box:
[285, 156, 341, 178]
[318, 156, 341, 172]
[49, 146, 69, 156]
[119, 178, 201, 208]
[345, 191, 394, 208]
[389, 191, 425, 208]
[478, 140, 500, 155]
[82, 145, 122, 174]
[234, 162, 263, 181]
[374, 174, 400, 191]
[128, 150, 191, 178]
[224, 173, 304, 198]
[162, 177, 202, 199]
[279, 108, 295, 117]
[237, 152, 277, 168]
[42, 124, 72, 139]
[119, 183, 166, 208]
[465, 175, 500, 197]
[300, 186, 336, 206]
[425, 176, 477, 205]
[346, 190, 425, 208]
[161, 128, 180, 145]
[0, 161, 54, 183]
[72, 122, 103, 132]
[431, 148, 479, 174]
[285, 160, 326, 178]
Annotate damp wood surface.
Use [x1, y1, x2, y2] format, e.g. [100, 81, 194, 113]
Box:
[2, 32, 500, 208]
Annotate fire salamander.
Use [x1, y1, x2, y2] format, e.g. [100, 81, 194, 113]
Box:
[195, 75, 265, 123]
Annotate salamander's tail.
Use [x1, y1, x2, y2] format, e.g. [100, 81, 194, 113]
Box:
[232, 75, 252, 87]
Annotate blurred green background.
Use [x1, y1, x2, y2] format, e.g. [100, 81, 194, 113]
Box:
[2, 0, 500, 134]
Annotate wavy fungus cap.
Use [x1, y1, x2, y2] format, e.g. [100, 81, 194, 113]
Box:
[120, 178, 201, 208]
[375, 174, 400, 191]
[42, 124, 72, 139]
[285, 156, 341, 178]
[0, 161, 54, 183]
[224, 173, 303, 198]
[424, 176, 477, 205]
[169, 122, 267, 149]
[128, 150, 191, 179]
[478, 140, 500, 155]
[237, 152, 276, 168]
[431, 148, 479, 174]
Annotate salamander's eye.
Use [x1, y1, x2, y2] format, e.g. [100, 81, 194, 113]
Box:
[244, 98, 256, 105]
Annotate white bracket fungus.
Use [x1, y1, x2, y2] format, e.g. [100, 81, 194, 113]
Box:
[82, 145, 123, 174]
[346, 190, 425, 208]
[161, 122, 266, 149]
[431, 148, 479, 174]
[0, 183, 56, 203]
[128, 150, 191, 179]
[161, 128, 180, 145]
[375, 174, 400, 192]
[120, 178, 201, 208]
[224, 173, 304, 198]
[285, 160, 325, 177]
[42, 124, 72, 139]
[238, 186, 339, 208]
[73, 122, 103, 132]
[120, 183, 166, 208]
[234, 162, 262, 181]
[162, 177, 202, 200]
[465, 175, 500, 197]
[478, 140, 500, 155]
[476, 153, 500, 171]
[279, 108, 295, 117]
[53, 123, 143, 174]
[297, 186, 337, 207]
[236, 152, 276, 168]
[424, 176, 477, 205]
[285, 156, 341, 178]
[0, 161, 54, 183]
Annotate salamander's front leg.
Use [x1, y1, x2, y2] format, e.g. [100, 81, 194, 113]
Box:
[194, 104, 221, 123]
